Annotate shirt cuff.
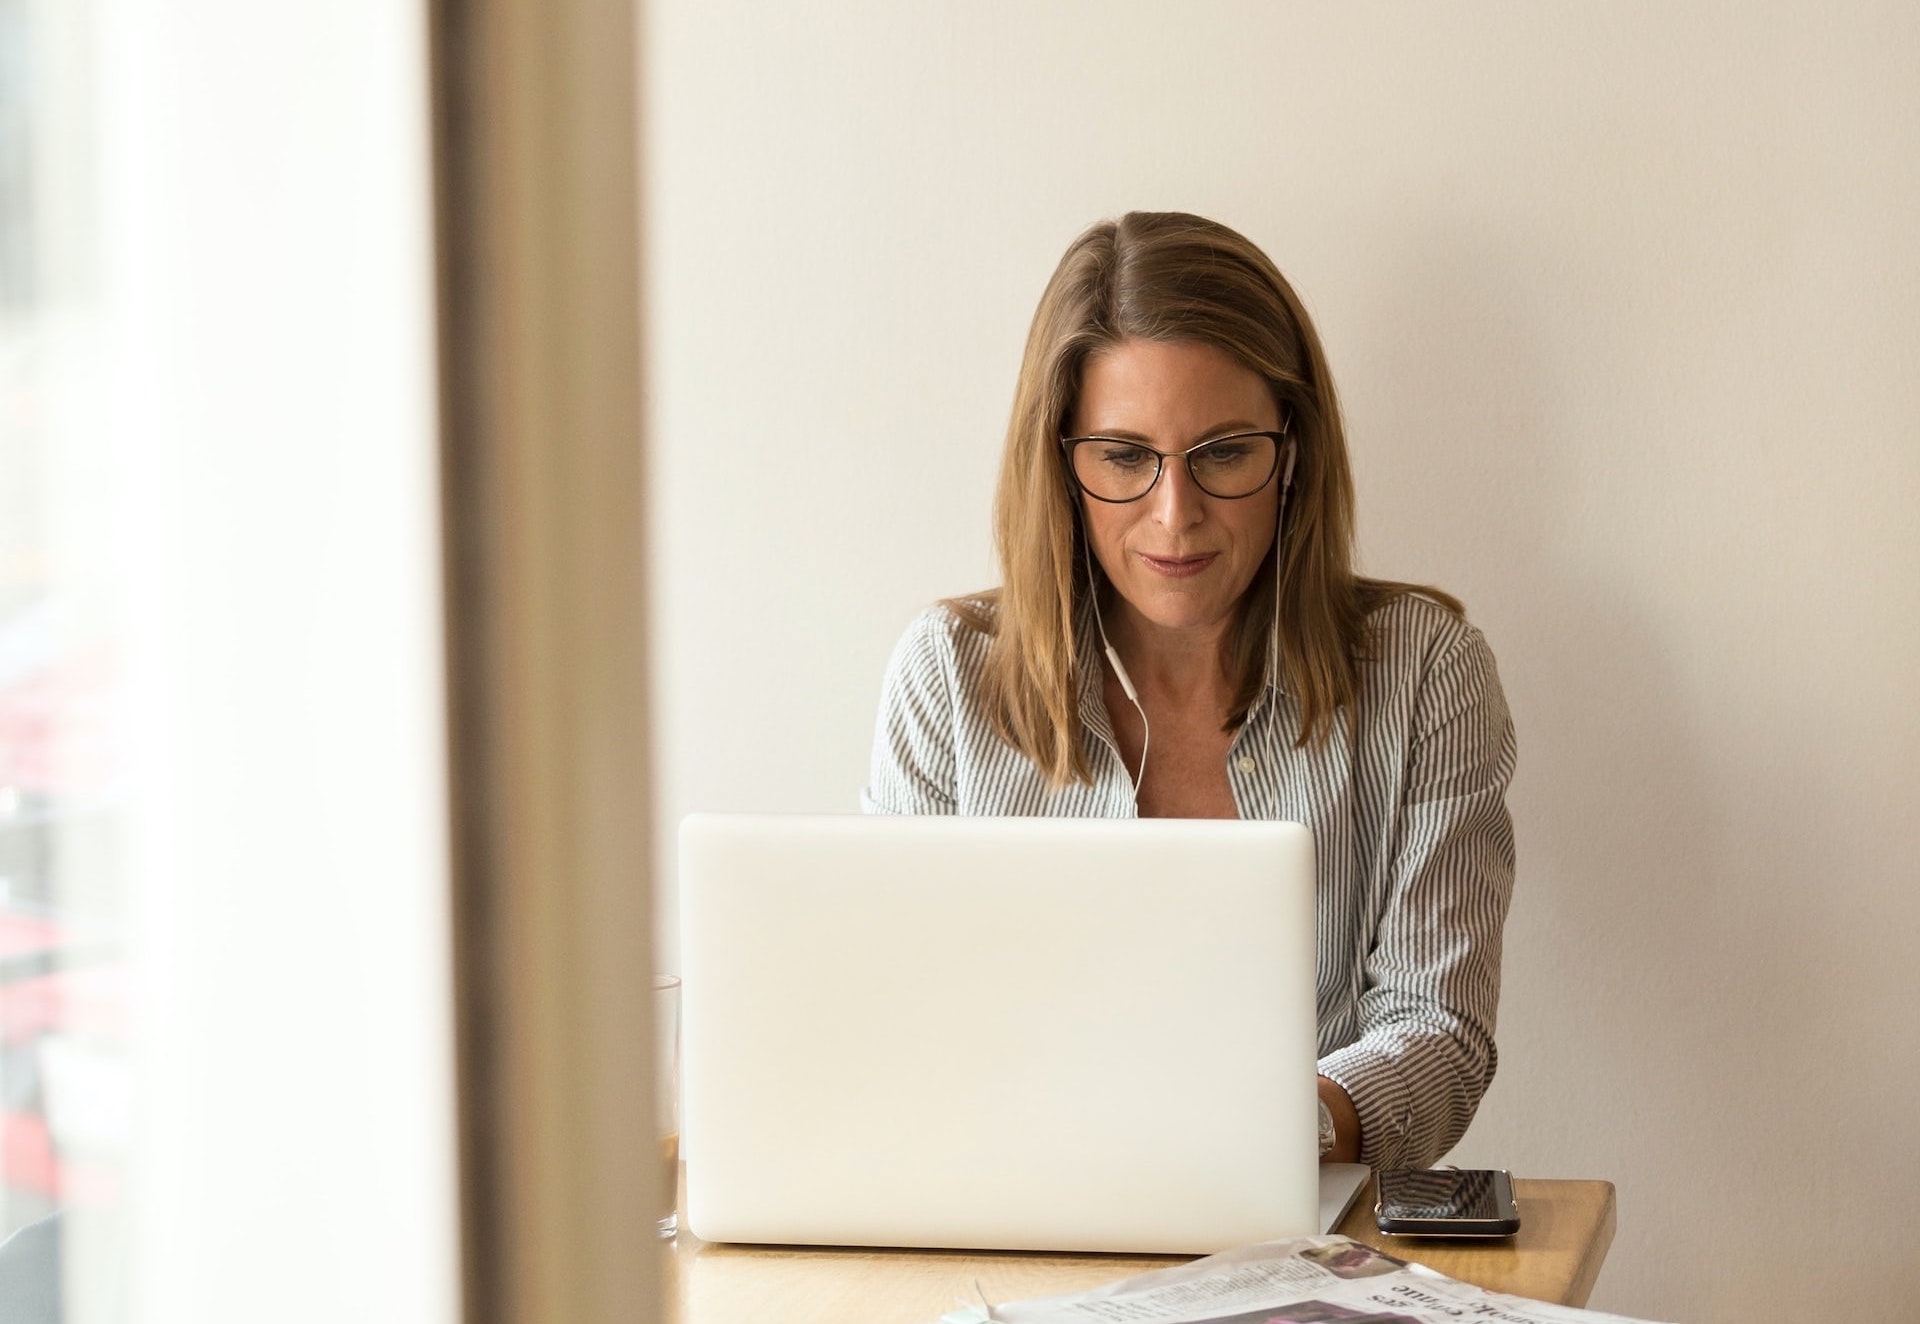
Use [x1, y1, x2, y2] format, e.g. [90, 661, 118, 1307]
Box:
[1318, 1040, 1415, 1170]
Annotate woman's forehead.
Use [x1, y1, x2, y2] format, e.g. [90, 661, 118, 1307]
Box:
[1072, 339, 1277, 436]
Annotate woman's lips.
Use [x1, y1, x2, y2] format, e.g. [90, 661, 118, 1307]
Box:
[1138, 552, 1218, 579]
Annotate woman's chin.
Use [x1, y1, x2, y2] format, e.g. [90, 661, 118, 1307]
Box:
[1115, 587, 1243, 638]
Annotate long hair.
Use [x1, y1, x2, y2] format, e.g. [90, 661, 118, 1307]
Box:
[948, 211, 1460, 787]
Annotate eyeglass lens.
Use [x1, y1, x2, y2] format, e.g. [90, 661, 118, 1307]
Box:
[1069, 433, 1279, 502]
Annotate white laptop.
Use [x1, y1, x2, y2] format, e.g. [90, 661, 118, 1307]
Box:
[677, 813, 1368, 1254]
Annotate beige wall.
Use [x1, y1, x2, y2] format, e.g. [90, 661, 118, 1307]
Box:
[644, 4, 1920, 1318]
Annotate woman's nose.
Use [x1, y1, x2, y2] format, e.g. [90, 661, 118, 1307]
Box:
[1146, 457, 1207, 526]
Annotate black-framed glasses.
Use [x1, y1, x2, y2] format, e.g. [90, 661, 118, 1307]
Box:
[1060, 429, 1287, 503]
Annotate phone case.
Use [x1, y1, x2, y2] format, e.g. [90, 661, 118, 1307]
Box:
[1373, 1168, 1521, 1238]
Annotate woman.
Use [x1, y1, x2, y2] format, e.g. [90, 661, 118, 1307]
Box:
[862, 211, 1515, 1172]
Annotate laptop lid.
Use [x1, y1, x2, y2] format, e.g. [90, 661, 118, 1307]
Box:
[678, 813, 1322, 1255]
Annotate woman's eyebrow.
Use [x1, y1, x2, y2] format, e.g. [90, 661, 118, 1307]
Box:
[1076, 420, 1266, 445]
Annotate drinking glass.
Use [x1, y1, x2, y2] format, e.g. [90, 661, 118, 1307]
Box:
[655, 974, 681, 1238]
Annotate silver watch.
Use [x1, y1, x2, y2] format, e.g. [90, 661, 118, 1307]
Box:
[1317, 1096, 1336, 1157]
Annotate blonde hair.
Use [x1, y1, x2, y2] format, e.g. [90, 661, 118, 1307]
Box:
[948, 211, 1461, 787]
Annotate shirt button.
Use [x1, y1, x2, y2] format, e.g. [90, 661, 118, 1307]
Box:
[1236, 755, 1256, 774]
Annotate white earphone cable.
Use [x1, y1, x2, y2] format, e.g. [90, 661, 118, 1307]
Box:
[1271, 437, 1297, 685]
[1081, 528, 1150, 793]
[1083, 429, 1295, 796]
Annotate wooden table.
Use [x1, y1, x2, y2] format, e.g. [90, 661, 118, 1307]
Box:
[668, 1176, 1616, 1323]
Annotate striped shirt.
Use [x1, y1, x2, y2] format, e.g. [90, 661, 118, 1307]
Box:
[861, 593, 1517, 1171]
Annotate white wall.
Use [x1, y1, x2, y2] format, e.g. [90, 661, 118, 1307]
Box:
[94, 4, 459, 1320]
[644, 4, 1920, 1319]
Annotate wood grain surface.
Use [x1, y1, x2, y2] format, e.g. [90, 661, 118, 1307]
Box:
[666, 1173, 1616, 1323]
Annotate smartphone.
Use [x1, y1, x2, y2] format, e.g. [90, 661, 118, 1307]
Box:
[1374, 1167, 1520, 1237]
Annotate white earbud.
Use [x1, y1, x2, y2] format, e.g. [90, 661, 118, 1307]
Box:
[1104, 644, 1140, 704]
[1276, 440, 1296, 543]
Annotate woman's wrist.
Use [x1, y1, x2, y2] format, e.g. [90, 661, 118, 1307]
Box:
[1316, 1075, 1361, 1163]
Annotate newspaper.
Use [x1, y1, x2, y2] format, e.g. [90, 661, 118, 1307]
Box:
[935, 1236, 1668, 1324]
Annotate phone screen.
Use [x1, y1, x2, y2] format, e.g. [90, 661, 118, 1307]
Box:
[1377, 1168, 1508, 1220]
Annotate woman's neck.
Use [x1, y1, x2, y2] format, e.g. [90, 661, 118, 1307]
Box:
[1101, 597, 1238, 711]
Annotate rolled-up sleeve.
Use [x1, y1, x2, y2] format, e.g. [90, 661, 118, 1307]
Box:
[861, 610, 962, 815]
[1318, 626, 1517, 1170]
